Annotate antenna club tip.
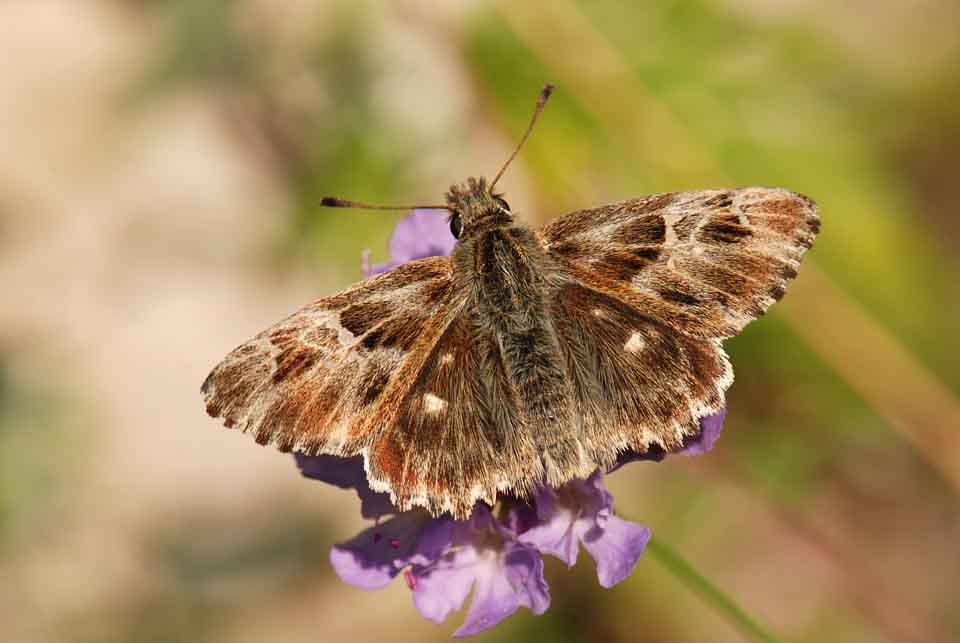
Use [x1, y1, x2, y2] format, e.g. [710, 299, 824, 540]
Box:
[490, 84, 554, 190]
[539, 84, 554, 103]
[320, 197, 344, 207]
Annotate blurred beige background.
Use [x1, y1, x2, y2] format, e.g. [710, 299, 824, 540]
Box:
[1, 2, 958, 642]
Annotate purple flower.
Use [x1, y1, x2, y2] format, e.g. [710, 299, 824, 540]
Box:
[295, 209, 727, 636]
[681, 407, 727, 456]
[517, 472, 651, 588]
[608, 408, 727, 472]
[329, 510, 454, 590]
[362, 208, 456, 276]
[295, 454, 395, 519]
[408, 507, 550, 637]
[327, 503, 549, 637]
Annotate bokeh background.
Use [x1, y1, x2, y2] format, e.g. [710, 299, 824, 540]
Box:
[2, 2, 958, 642]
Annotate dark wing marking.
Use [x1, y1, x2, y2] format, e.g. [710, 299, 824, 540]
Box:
[541, 188, 819, 339]
[540, 187, 817, 459]
[202, 256, 459, 457]
[203, 256, 543, 519]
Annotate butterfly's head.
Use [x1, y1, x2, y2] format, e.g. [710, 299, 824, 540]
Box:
[444, 176, 511, 240]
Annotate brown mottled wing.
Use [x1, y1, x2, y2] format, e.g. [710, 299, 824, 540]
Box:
[201, 256, 537, 519]
[540, 188, 818, 461]
[548, 280, 732, 463]
[202, 257, 459, 458]
[365, 305, 542, 518]
[543, 188, 819, 338]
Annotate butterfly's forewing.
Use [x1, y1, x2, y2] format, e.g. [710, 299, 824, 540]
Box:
[202, 256, 459, 457]
[540, 188, 818, 459]
[542, 188, 819, 339]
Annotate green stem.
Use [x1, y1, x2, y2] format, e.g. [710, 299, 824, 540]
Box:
[645, 536, 783, 643]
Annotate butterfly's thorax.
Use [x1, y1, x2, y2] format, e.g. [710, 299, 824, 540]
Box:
[451, 220, 585, 483]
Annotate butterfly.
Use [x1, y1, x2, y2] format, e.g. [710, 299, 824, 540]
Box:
[202, 85, 819, 519]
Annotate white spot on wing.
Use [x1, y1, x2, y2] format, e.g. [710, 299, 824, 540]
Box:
[315, 310, 355, 348]
[624, 332, 645, 353]
[663, 213, 682, 245]
[423, 393, 447, 413]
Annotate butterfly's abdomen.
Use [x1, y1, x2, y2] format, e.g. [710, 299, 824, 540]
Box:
[461, 226, 593, 484]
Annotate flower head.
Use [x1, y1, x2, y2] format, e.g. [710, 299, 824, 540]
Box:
[296, 209, 727, 636]
[407, 506, 550, 638]
[362, 208, 456, 276]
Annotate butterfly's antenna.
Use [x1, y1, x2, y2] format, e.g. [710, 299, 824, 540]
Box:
[489, 83, 554, 191]
[320, 197, 450, 211]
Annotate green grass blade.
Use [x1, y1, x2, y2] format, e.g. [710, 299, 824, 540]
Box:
[646, 536, 783, 643]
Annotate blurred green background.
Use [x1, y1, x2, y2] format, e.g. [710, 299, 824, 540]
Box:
[1, 1, 958, 642]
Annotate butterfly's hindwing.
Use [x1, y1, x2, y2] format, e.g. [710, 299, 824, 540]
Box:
[367, 309, 541, 517]
[549, 280, 731, 463]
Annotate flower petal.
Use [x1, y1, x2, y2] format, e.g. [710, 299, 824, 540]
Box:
[295, 454, 395, 519]
[330, 512, 452, 590]
[516, 488, 580, 566]
[363, 256, 403, 278]
[606, 406, 728, 472]
[516, 473, 651, 589]
[294, 453, 362, 488]
[500, 498, 541, 535]
[681, 407, 727, 456]
[388, 209, 456, 264]
[453, 542, 549, 638]
[502, 543, 551, 615]
[581, 515, 651, 588]
[411, 547, 479, 625]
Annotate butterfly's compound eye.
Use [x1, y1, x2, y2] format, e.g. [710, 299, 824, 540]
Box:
[494, 196, 511, 211]
[449, 212, 463, 239]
